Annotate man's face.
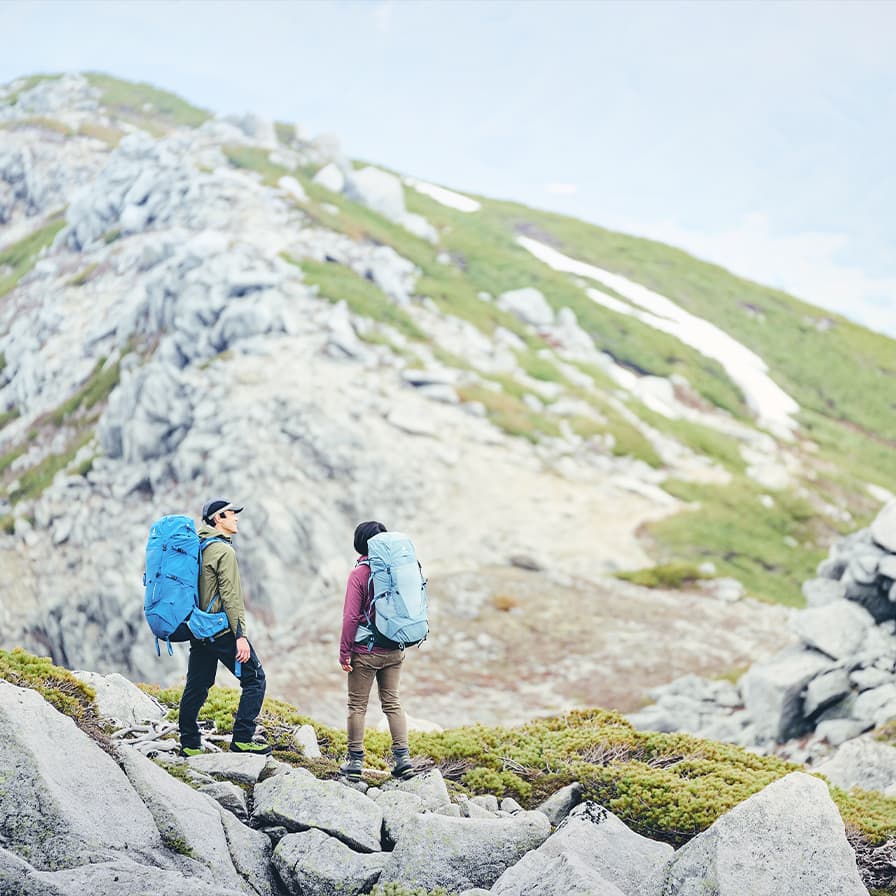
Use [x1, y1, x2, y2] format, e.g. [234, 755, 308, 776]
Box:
[216, 509, 239, 535]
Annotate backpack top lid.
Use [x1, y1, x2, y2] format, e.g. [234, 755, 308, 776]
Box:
[367, 531, 416, 562]
[149, 514, 197, 539]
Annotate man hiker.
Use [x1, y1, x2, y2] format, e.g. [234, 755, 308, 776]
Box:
[178, 498, 271, 756]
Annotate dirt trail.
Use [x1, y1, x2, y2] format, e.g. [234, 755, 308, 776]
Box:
[267, 567, 792, 730]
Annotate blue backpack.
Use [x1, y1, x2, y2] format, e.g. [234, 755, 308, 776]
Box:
[143, 515, 231, 657]
[355, 531, 429, 649]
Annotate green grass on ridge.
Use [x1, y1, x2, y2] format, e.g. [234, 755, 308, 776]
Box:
[85, 72, 211, 130]
[0, 217, 66, 298]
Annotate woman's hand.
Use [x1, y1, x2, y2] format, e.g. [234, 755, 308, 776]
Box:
[236, 637, 251, 663]
[341, 660, 353, 673]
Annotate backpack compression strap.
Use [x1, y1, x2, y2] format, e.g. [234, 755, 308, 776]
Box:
[355, 558, 408, 652]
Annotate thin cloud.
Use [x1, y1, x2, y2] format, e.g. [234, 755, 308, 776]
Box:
[372, 0, 394, 34]
[544, 183, 578, 195]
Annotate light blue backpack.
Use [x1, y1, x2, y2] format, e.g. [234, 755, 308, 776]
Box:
[143, 515, 232, 657]
[356, 531, 429, 649]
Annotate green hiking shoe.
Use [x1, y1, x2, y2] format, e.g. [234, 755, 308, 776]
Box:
[339, 753, 365, 781]
[179, 746, 205, 757]
[230, 740, 273, 755]
[391, 750, 416, 780]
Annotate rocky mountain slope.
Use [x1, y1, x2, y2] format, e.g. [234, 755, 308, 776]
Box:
[0, 72, 894, 726]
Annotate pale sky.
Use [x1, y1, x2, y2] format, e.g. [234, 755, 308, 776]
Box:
[1, 0, 894, 335]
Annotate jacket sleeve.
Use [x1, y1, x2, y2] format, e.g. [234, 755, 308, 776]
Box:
[339, 567, 367, 663]
[213, 546, 248, 639]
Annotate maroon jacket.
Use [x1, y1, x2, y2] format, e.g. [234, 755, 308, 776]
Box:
[339, 558, 391, 663]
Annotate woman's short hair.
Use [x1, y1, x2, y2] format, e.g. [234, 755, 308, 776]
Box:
[354, 520, 387, 556]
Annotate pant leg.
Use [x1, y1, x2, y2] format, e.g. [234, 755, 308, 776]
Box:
[232, 641, 266, 743]
[375, 650, 408, 752]
[178, 640, 218, 749]
[206, 633, 267, 744]
[346, 652, 378, 753]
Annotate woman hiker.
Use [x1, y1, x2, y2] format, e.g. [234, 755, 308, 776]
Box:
[338, 520, 415, 781]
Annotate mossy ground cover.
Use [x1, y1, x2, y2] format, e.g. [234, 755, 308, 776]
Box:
[649, 477, 824, 605]
[0, 116, 73, 136]
[7, 429, 93, 504]
[0, 217, 66, 298]
[633, 406, 748, 474]
[616, 561, 712, 590]
[801, 408, 896, 497]
[223, 144, 290, 186]
[2, 73, 61, 106]
[274, 121, 295, 145]
[455, 383, 561, 442]
[371, 886, 450, 896]
[142, 683, 896, 850]
[0, 356, 120, 504]
[597, 405, 664, 467]
[67, 261, 100, 287]
[49, 356, 121, 425]
[294, 257, 425, 342]
[515, 349, 568, 385]
[85, 72, 211, 131]
[0, 445, 24, 475]
[0, 648, 103, 743]
[76, 122, 124, 146]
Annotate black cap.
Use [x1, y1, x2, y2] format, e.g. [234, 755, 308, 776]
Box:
[202, 498, 244, 523]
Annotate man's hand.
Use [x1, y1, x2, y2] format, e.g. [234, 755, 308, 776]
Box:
[236, 637, 251, 663]
[341, 660, 353, 673]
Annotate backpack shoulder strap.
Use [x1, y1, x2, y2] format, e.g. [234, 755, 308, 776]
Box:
[198, 537, 227, 612]
[352, 561, 374, 626]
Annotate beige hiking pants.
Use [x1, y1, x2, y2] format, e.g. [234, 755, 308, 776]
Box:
[347, 649, 407, 753]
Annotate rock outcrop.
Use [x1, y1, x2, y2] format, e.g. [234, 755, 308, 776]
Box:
[491, 802, 672, 896]
[628, 501, 896, 772]
[663, 773, 867, 896]
[0, 674, 875, 896]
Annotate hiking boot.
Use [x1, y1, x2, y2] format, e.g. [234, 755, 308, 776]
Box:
[230, 740, 273, 755]
[339, 752, 365, 781]
[391, 749, 415, 780]
[179, 746, 205, 758]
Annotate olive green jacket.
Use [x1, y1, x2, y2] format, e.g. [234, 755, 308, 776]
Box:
[197, 523, 247, 639]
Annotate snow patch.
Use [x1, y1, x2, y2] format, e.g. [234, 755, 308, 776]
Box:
[405, 177, 481, 213]
[517, 236, 800, 439]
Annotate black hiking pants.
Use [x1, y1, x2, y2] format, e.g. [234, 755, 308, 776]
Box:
[178, 631, 266, 749]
